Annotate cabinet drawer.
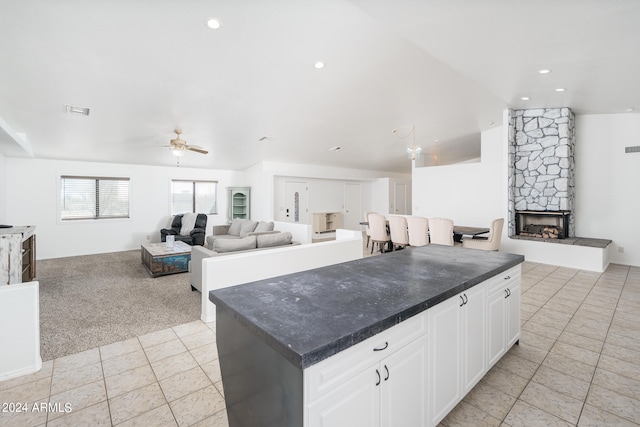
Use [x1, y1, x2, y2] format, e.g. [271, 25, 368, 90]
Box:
[486, 265, 521, 295]
[304, 312, 427, 403]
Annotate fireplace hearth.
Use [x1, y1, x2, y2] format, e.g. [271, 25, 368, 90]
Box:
[515, 210, 571, 239]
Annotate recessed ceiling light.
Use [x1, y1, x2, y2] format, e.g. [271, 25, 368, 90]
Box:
[520, 97, 531, 101]
[538, 69, 551, 74]
[314, 61, 325, 69]
[555, 88, 566, 92]
[206, 18, 222, 29]
[328, 146, 342, 152]
[64, 104, 90, 115]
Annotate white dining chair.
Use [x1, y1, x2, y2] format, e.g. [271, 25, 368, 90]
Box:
[462, 218, 504, 251]
[388, 215, 409, 250]
[364, 211, 376, 249]
[407, 216, 429, 247]
[369, 213, 391, 253]
[429, 217, 454, 246]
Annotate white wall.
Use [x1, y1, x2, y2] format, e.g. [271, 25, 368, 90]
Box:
[412, 126, 505, 225]
[246, 161, 410, 226]
[6, 158, 243, 259]
[573, 113, 640, 266]
[0, 281, 41, 381]
[243, 162, 272, 221]
[411, 112, 640, 268]
[0, 153, 6, 223]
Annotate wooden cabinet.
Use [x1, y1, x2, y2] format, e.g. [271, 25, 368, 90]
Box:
[313, 212, 342, 233]
[1, 226, 36, 285]
[305, 314, 428, 427]
[487, 266, 522, 368]
[428, 283, 486, 426]
[227, 187, 250, 222]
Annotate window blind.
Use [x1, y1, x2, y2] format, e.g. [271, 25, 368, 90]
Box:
[171, 180, 217, 215]
[60, 176, 130, 220]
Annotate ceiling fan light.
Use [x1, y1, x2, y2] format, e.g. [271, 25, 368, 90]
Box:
[171, 146, 184, 157]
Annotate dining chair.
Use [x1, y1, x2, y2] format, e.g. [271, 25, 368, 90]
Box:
[364, 211, 376, 249]
[429, 217, 454, 246]
[462, 218, 504, 251]
[388, 215, 409, 250]
[369, 213, 391, 253]
[406, 216, 429, 247]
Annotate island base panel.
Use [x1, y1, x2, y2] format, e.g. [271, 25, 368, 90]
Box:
[217, 310, 303, 427]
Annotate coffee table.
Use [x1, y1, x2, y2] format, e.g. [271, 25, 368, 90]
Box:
[141, 241, 192, 278]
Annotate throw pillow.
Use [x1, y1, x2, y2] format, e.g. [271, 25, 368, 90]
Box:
[227, 218, 245, 236]
[254, 221, 275, 232]
[214, 236, 257, 253]
[257, 232, 293, 248]
[180, 213, 198, 235]
[239, 220, 258, 237]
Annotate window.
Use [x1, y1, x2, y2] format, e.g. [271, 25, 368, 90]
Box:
[171, 180, 217, 215]
[60, 176, 130, 220]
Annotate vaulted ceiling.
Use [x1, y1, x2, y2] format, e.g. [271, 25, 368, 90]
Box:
[1, 1, 639, 173]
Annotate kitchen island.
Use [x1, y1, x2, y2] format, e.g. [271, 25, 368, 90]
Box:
[210, 245, 524, 427]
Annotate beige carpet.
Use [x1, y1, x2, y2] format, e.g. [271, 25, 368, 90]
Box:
[37, 250, 201, 361]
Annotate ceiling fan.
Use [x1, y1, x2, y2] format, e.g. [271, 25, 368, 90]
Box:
[167, 129, 208, 157]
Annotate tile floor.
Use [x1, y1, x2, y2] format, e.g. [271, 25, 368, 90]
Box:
[1, 254, 639, 426]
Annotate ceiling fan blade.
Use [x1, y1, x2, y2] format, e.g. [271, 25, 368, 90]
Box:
[187, 146, 208, 154]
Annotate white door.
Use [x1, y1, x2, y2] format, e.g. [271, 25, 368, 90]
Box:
[394, 183, 407, 215]
[462, 284, 487, 394]
[307, 366, 379, 427]
[428, 294, 462, 425]
[380, 336, 428, 427]
[285, 181, 308, 224]
[344, 183, 361, 230]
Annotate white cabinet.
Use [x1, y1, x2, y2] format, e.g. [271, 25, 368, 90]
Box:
[313, 212, 342, 233]
[228, 187, 250, 222]
[487, 266, 522, 368]
[305, 314, 427, 427]
[428, 283, 486, 426]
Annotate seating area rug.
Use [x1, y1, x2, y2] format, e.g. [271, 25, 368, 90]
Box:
[38, 250, 200, 361]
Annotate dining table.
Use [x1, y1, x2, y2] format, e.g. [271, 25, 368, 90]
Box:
[360, 221, 489, 244]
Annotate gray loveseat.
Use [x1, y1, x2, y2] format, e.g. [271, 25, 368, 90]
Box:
[206, 218, 278, 249]
[190, 230, 299, 292]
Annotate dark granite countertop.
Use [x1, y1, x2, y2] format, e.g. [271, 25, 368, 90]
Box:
[209, 245, 524, 369]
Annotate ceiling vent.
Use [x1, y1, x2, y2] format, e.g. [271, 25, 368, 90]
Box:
[625, 146, 640, 154]
[64, 104, 90, 116]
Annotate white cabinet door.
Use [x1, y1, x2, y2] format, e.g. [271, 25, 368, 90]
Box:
[462, 284, 487, 393]
[487, 279, 521, 368]
[487, 288, 507, 368]
[307, 366, 379, 427]
[428, 294, 463, 425]
[506, 282, 521, 348]
[380, 336, 428, 427]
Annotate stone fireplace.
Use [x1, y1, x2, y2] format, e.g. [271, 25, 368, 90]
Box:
[507, 108, 576, 238]
[515, 210, 571, 239]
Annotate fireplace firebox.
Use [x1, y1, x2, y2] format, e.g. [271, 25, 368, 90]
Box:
[515, 210, 571, 239]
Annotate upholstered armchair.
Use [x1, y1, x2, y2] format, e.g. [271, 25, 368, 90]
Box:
[462, 218, 504, 251]
[160, 213, 208, 246]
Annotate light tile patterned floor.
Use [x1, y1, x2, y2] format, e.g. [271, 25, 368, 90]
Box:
[1, 253, 640, 426]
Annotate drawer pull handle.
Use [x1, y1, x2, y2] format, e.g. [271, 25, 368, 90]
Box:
[375, 369, 381, 386]
[504, 275, 511, 280]
[460, 295, 465, 307]
[373, 342, 388, 352]
[384, 365, 390, 381]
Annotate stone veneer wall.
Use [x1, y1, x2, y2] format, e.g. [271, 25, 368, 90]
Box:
[507, 108, 576, 237]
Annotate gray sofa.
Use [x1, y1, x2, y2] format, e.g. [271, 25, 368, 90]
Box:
[206, 219, 277, 249]
[190, 231, 299, 292]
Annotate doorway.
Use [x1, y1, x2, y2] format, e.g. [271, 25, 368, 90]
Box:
[394, 183, 408, 215]
[343, 183, 362, 230]
[284, 181, 308, 223]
